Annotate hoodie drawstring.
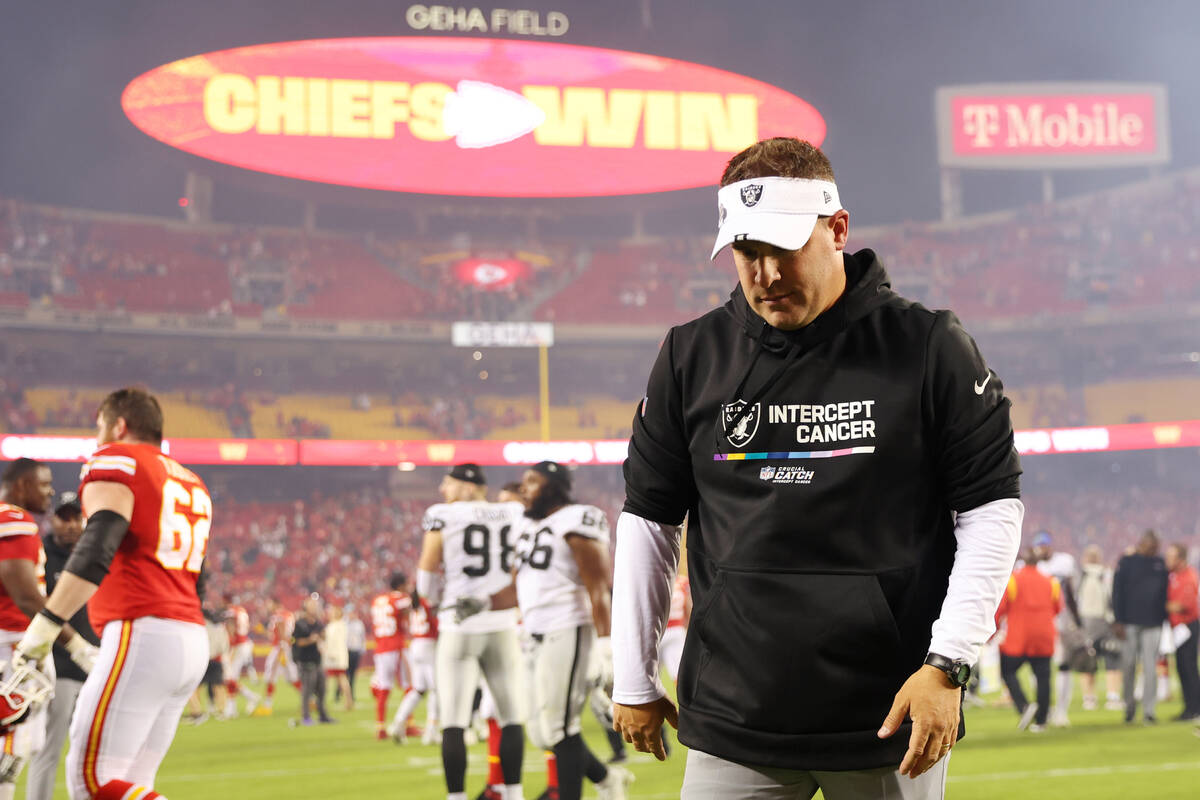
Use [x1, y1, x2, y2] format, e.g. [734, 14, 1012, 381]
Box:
[717, 321, 805, 454]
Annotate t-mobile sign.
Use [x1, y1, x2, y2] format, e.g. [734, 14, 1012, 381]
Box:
[936, 83, 1169, 168]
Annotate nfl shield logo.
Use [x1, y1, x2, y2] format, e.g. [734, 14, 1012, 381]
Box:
[759, 466, 775, 480]
[740, 184, 764, 207]
[721, 400, 761, 448]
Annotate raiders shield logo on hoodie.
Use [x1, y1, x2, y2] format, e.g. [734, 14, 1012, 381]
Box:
[722, 400, 761, 448]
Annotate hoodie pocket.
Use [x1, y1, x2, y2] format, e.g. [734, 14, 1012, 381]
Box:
[688, 569, 905, 735]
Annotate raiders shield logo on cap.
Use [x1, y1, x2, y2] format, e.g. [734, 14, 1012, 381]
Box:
[740, 184, 764, 207]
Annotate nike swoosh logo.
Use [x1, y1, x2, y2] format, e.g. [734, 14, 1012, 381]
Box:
[974, 374, 992, 395]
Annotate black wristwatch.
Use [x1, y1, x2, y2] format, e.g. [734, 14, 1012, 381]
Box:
[924, 652, 972, 688]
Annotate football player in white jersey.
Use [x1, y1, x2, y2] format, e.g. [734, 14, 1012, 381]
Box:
[416, 464, 527, 800]
[458, 462, 631, 800]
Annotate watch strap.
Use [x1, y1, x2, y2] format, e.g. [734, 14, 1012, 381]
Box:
[924, 652, 970, 687]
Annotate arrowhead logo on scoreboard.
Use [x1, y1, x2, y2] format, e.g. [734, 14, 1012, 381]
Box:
[453, 257, 531, 291]
[442, 80, 546, 149]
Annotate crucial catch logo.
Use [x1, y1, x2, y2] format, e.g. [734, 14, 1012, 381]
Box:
[759, 465, 815, 485]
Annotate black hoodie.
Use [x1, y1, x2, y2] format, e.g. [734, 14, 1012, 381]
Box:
[623, 249, 1020, 771]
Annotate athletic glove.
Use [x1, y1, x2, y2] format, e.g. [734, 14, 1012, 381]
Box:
[13, 611, 62, 668]
[453, 595, 490, 624]
[590, 636, 614, 695]
[588, 683, 614, 727]
[65, 635, 99, 673]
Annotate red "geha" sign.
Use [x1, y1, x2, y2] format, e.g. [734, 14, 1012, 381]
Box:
[936, 83, 1169, 169]
[121, 37, 826, 197]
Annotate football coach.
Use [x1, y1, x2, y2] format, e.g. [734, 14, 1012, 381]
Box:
[611, 137, 1023, 799]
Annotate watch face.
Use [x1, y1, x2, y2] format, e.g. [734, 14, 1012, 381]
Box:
[952, 662, 971, 686]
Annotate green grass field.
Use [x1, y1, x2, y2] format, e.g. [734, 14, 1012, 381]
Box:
[16, 675, 1200, 799]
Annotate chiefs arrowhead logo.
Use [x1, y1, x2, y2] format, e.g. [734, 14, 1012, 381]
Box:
[442, 80, 547, 149]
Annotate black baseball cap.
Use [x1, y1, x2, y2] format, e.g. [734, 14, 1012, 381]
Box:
[54, 491, 82, 519]
[530, 460, 572, 491]
[448, 463, 486, 485]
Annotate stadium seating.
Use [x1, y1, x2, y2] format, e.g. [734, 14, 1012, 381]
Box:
[6, 378, 1195, 438]
[1082, 377, 1200, 425]
[5, 168, 1200, 325]
[19, 387, 234, 437]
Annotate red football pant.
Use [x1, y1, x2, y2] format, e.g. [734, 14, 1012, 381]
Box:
[487, 719, 503, 786]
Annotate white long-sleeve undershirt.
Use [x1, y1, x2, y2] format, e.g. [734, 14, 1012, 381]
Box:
[611, 497, 1024, 703]
[927, 497, 1024, 662]
[611, 511, 682, 705]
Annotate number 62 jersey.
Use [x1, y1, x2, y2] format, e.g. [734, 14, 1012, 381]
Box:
[79, 442, 211, 632]
[514, 504, 609, 636]
[425, 500, 525, 634]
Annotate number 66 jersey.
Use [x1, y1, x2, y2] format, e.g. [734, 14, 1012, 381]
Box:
[79, 442, 210, 632]
[514, 504, 609, 635]
[426, 500, 525, 634]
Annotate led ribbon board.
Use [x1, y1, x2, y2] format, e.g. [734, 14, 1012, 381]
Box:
[121, 37, 826, 196]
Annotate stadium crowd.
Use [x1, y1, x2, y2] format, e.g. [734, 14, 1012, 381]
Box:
[5, 168, 1200, 327]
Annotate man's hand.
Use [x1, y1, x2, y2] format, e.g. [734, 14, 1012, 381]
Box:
[877, 665, 962, 778]
[1111, 622, 1126, 641]
[452, 596, 490, 624]
[613, 696, 678, 762]
[14, 612, 62, 668]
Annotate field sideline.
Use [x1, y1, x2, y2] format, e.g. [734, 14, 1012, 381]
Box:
[15, 675, 1200, 799]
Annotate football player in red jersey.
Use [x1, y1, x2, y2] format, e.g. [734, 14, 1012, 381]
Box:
[0, 459, 94, 800]
[369, 572, 412, 739]
[13, 388, 211, 800]
[222, 598, 260, 717]
[257, 600, 300, 714]
[386, 591, 438, 743]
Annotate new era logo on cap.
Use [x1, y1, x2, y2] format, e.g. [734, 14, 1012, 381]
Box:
[449, 463, 486, 485]
[531, 460, 572, 489]
[823, 191, 832, 204]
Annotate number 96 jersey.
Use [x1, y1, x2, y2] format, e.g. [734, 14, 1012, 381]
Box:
[514, 504, 609, 635]
[79, 442, 210, 632]
[425, 500, 524, 634]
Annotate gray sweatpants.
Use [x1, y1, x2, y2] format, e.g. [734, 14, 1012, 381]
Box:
[1121, 623, 1161, 719]
[681, 748, 950, 800]
[25, 677, 83, 800]
[299, 662, 327, 721]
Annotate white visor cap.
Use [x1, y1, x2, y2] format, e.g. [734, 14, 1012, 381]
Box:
[711, 177, 842, 260]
